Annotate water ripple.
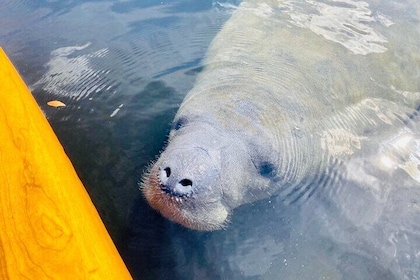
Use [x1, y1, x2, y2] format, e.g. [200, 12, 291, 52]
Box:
[32, 43, 113, 101]
[280, 0, 392, 55]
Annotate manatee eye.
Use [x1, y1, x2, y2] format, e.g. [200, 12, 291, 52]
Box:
[159, 167, 171, 184]
[172, 117, 188, 131]
[258, 161, 276, 178]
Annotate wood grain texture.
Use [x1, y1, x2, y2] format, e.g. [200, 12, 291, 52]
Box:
[0, 47, 132, 279]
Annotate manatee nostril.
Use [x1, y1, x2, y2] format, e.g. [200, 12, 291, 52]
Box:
[173, 178, 193, 197]
[164, 167, 171, 178]
[159, 167, 171, 184]
[160, 178, 194, 198]
[179, 178, 192, 187]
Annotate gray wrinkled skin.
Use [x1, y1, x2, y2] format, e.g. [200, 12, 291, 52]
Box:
[142, 0, 420, 231]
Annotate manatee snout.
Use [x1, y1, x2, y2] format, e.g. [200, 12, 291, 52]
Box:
[141, 146, 231, 231]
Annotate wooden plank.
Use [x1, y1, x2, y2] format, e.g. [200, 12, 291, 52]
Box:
[0, 47, 132, 279]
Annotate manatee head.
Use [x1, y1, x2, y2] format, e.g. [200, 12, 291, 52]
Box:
[141, 120, 256, 231]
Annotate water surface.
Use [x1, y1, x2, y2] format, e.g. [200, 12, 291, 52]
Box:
[1, 0, 419, 279]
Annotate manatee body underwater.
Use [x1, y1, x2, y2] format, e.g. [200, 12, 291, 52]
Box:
[141, 0, 420, 231]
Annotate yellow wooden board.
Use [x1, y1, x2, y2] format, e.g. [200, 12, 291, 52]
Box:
[0, 47, 132, 279]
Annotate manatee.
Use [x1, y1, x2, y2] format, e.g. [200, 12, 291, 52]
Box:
[141, 0, 420, 231]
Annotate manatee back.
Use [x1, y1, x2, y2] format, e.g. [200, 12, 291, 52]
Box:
[189, 0, 420, 120]
[175, 0, 420, 198]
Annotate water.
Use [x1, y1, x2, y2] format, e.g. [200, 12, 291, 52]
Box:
[1, 0, 419, 279]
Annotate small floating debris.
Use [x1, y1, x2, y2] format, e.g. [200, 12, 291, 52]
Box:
[110, 104, 124, 118]
[47, 100, 66, 107]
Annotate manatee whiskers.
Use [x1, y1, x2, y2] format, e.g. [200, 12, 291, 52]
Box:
[141, 161, 230, 231]
[141, 169, 187, 224]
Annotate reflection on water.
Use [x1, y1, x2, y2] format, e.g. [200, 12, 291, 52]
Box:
[33, 43, 110, 100]
[1, 0, 420, 279]
[282, 0, 392, 55]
